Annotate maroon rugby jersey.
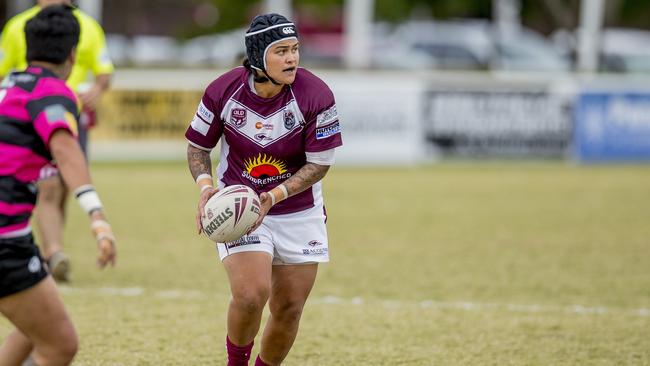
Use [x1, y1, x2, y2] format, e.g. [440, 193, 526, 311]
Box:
[0, 67, 78, 236]
[185, 67, 342, 215]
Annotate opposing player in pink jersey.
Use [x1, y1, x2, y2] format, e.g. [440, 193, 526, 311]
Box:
[0, 6, 116, 365]
[186, 13, 342, 366]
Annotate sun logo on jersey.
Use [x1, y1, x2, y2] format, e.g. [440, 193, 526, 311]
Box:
[242, 153, 292, 187]
[244, 153, 287, 178]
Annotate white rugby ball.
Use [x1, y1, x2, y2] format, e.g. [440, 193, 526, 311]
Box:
[201, 185, 261, 243]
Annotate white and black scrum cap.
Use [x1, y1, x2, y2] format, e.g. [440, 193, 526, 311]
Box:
[245, 13, 298, 72]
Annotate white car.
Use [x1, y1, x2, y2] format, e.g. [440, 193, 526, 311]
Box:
[373, 20, 570, 72]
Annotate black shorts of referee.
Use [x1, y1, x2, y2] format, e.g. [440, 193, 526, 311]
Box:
[0, 234, 49, 298]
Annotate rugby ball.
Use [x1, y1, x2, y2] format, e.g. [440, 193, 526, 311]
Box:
[201, 185, 261, 243]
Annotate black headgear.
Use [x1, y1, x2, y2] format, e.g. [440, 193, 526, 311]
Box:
[245, 13, 298, 73]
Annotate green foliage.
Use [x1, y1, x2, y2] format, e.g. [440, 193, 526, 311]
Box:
[376, 0, 492, 22]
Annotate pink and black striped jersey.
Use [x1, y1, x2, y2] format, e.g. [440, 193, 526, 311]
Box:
[185, 67, 343, 215]
[0, 67, 78, 237]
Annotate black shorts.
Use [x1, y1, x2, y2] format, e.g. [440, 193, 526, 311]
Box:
[0, 234, 49, 298]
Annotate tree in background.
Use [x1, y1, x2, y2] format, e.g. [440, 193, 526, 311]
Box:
[38, 0, 649, 39]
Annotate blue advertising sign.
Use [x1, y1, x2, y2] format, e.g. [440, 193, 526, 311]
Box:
[574, 92, 650, 162]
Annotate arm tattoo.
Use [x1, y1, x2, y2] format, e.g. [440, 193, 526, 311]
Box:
[283, 162, 330, 197]
[187, 145, 212, 180]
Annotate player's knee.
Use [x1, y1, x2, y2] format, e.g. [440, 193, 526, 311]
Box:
[38, 332, 78, 364]
[232, 288, 269, 315]
[270, 298, 305, 324]
[37, 179, 66, 203]
[57, 337, 78, 363]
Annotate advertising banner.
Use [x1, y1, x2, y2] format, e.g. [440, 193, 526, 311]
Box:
[574, 92, 650, 162]
[424, 90, 572, 157]
[326, 75, 425, 165]
[94, 89, 203, 140]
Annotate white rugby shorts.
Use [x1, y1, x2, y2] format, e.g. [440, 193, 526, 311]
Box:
[216, 203, 330, 265]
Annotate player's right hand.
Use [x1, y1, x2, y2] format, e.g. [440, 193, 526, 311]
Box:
[91, 219, 116, 268]
[197, 187, 219, 234]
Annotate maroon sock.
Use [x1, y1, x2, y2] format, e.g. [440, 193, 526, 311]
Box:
[254, 355, 271, 366]
[226, 336, 254, 366]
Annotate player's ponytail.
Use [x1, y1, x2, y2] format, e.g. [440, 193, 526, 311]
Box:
[243, 57, 273, 84]
[242, 58, 252, 71]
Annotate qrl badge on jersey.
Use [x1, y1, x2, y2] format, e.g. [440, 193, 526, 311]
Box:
[231, 108, 247, 128]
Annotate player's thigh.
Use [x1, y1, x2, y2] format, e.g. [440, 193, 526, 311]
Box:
[270, 264, 318, 308]
[223, 251, 273, 297]
[0, 277, 76, 350]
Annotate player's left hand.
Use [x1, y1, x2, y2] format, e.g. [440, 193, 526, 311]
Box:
[248, 191, 273, 233]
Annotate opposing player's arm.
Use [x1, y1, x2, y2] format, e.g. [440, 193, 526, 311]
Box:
[49, 129, 116, 267]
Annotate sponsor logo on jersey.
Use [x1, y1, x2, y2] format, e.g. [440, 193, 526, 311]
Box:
[316, 105, 338, 127]
[197, 100, 214, 123]
[226, 234, 261, 249]
[284, 110, 296, 129]
[13, 74, 35, 84]
[230, 108, 247, 128]
[255, 121, 274, 130]
[254, 133, 273, 142]
[308, 240, 323, 247]
[315, 121, 340, 139]
[302, 248, 328, 256]
[242, 153, 292, 187]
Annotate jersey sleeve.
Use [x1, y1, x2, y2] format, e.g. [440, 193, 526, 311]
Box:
[303, 86, 342, 153]
[0, 21, 21, 77]
[27, 93, 79, 146]
[87, 20, 114, 75]
[185, 92, 223, 151]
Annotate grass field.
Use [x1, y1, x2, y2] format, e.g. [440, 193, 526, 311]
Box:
[1, 161, 649, 365]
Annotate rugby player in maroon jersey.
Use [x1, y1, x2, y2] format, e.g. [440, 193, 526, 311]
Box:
[186, 13, 342, 366]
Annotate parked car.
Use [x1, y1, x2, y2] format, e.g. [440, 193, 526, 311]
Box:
[600, 28, 650, 73]
[373, 20, 570, 72]
[179, 29, 245, 68]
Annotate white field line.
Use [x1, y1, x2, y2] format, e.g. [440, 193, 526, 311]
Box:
[58, 286, 650, 318]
